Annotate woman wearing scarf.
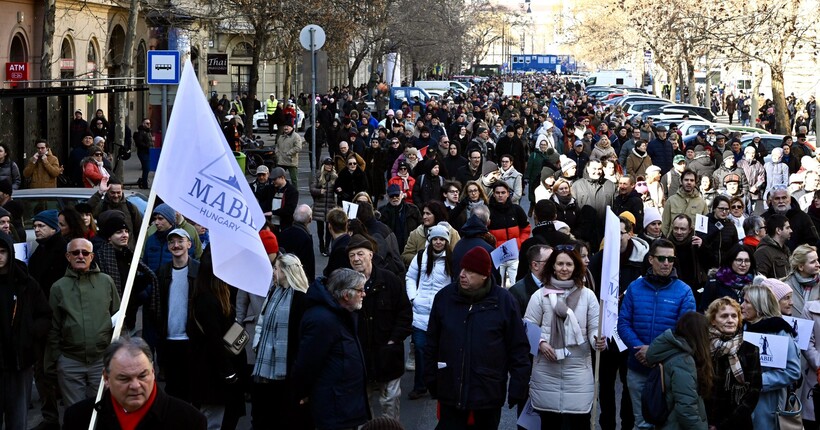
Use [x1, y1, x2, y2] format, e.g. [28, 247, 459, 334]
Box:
[701, 244, 756, 312]
[404, 225, 453, 400]
[741, 284, 801, 429]
[590, 136, 616, 162]
[251, 253, 312, 429]
[550, 178, 579, 231]
[705, 297, 762, 429]
[626, 139, 652, 178]
[524, 247, 605, 429]
[783, 244, 820, 319]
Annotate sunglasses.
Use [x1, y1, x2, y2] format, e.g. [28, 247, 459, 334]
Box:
[94, 153, 103, 156]
[731, 204, 743, 209]
[69, 250, 92, 256]
[556, 244, 575, 251]
[348, 162, 357, 166]
[653, 255, 676, 263]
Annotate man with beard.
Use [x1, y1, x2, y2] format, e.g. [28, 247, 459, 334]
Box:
[661, 170, 708, 236]
[667, 214, 709, 299]
[613, 175, 645, 235]
[762, 187, 818, 251]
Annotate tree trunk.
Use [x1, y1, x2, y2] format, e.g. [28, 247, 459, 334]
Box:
[112, 0, 139, 180]
[40, 0, 56, 81]
[348, 47, 370, 90]
[283, 54, 293, 99]
[770, 66, 790, 134]
[245, 33, 264, 137]
[751, 66, 764, 126]
[686, 58, 696, 107]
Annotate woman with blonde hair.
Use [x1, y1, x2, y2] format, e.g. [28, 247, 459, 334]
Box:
[525, 247, 605, 428]
[550, 178, 579, 230]
[704, 297, 762, 429]
[251, 253, 311, 429]
[783, 244, 820, 318]
[741, 284, 801, 429]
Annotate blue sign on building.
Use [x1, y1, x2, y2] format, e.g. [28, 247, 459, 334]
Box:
[510, 54, 577, 73]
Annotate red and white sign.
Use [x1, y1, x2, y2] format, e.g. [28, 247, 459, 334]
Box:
[6, 62, 28, 87]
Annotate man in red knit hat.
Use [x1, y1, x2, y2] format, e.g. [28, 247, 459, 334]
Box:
[423, 246, 531, 428]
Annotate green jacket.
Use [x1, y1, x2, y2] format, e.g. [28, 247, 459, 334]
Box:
[646, 329, 708, 430]
[661, 188, 708, 236]
[45, 267, 120, 376]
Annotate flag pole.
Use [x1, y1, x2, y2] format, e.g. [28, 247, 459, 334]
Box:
[87, 183, 159, 430]
[591, 298, 604, 429]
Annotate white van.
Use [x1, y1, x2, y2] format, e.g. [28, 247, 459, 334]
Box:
[414, 80, 467, 94]
[585, 71, 636, 87]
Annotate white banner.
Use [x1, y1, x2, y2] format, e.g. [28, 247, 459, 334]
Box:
[491, 238, 519, 268]
[152, 59, 272, 297]
[782, 316, 813, 350]
[600, 207, 621, 338]
[743, 332, 789, 369]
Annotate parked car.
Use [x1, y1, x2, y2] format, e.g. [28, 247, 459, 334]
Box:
[658, 103, 716, 122]
[677, 121, 772, 138]
[14, 188, 148, 243]
[741, 134, 816, 154]
[252, 102, 305, 132]
[624, 101, 670, 119]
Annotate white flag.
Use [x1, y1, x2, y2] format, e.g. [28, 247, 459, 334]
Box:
[600, 207, 621, 338]
[153, 59, 272, 297]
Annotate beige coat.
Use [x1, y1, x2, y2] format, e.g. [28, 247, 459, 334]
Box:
[400, 223, 461, 267]
[524, 285, 599, 413]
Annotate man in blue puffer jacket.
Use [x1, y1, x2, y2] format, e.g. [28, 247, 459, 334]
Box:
[617, 238, 696, 429]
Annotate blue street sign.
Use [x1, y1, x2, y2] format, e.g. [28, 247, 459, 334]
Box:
[147, 51, 181, 85]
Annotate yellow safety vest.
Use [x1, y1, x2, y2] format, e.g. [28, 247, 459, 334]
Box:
[266, 98, 278, 115]
[233, 101, 244, 115]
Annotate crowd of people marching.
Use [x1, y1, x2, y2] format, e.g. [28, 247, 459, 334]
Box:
[7, 73, 820, 430]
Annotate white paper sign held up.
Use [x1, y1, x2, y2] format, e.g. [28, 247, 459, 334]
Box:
[743, 331, 789, 369]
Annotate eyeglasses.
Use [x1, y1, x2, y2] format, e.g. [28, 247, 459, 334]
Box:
[734, 258, 751, 264]
[556, 244, 576, 251]
[348, 287, 365, 295]
[716, 207, 730, 212]
[69, 250, 92, 256]
[447, 190, 459, 194]
[653, 255, 676, 263]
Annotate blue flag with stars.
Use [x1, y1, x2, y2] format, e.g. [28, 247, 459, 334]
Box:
[548, 100, 565, 130]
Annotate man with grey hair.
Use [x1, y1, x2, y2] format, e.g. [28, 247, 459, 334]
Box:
[741, 215, 766, 255]
[762, 186, 819, 250]
[63, 336, 206, 429]
[278, 204, 316, 280]
[293, 268, 371, 429]
[44, 238, 120, 409]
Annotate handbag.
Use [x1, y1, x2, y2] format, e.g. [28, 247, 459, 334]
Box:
[776, 391, 804, 430]
[195, 317, 250, 356]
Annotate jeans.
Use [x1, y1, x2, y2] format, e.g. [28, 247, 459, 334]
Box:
[500, 259, 518, 288]
[0, 368, 32, 430]
[597, 342, 633, 430]
[137, 151, 150, 187]
[412, 328, 428, 392]
[627, 368, 653, 429]
[200, 404, 225, 430]
[57, 355, 104, 408]
[367, 377, 401, 420]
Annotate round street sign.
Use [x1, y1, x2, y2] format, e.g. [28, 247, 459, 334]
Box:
[300, 25, 326, 51]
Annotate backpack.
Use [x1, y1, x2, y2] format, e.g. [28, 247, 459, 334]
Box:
[641, 353, 685, 426]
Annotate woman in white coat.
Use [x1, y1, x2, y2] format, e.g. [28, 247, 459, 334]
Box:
[525, 247, 606, 429]
[405, 224, 453, 400]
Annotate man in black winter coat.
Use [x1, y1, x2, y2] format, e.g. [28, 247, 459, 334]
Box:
[378, 184, 422, 252]
[259, 167, 299, 233]
[612, 175, 645, 235]
[346, 235, 412, 420]
[278, 204, 316, 282]
[762, 188, 819, 251]
[0, 231, 51, 429]
[63, 337, 206, 430]
[425, 246, 530, 428]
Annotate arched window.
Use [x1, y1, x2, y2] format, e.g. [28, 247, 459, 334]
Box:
[231, 42, 253, 58]
[87, 40, 98, 76]
[10, 33, 28, 63]
[60, 37, 75, 82]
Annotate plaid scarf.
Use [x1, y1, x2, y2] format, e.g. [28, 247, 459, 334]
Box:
[709, 326, 745, 384]
[252, 285, 293, 381]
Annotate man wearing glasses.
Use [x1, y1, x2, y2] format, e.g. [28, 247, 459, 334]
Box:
[23, 139, 61, 188]
[345, 235, 412, 421]
[762, 186, 819, 251]
[44, 238, 120, 410]
[618, 238, 696, 429]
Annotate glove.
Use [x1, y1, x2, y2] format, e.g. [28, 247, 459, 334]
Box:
[508, 398, 524, 409]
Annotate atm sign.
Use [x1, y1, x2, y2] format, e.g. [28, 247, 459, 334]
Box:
[6, 62, 28, 82]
